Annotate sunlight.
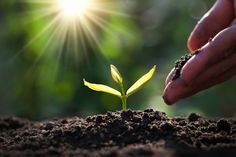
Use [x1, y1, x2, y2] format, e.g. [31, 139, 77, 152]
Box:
[57, 0, 91, 19]
[17, 0, 131, 68]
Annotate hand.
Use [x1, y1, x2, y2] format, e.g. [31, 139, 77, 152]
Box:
[163, 0, 236, 105]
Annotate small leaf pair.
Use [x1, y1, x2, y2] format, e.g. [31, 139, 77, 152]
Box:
[84, 65, 156, 111]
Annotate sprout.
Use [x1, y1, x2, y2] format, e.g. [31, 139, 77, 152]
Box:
[84, 65, 156, 111]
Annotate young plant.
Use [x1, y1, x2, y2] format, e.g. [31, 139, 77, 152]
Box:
[83, 65, 156, 111]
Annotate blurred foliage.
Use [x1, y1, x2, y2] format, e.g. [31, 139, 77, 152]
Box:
[0, 0, 235, 119]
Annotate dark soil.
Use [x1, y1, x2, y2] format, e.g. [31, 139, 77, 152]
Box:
[0, 110, 236, 157]
[172, 49, 201, 80]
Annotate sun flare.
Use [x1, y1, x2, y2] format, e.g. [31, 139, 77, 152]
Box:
[18, 0, 130, 67]
[57, 0, 91, 19]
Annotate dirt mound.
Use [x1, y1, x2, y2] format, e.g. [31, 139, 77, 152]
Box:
[0, 110, 235, 157]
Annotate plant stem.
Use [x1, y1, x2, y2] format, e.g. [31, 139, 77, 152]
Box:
[120, 83, 127, 111]
[121, 96, 127, 111]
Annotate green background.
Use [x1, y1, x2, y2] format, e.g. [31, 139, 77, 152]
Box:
[0, 0, 235, 119]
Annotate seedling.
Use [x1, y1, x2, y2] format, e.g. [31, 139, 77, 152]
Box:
[84, 65, 156, 111]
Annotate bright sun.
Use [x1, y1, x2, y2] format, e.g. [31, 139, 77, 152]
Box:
[57, 0, 91, 18]
[20, 0, 130, 64]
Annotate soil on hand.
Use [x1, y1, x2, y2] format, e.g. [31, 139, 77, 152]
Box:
[0, 110, 236, 157]
[172, 49, 201, 80]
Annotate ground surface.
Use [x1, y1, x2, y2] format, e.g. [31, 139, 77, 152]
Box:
[0, 109, 236, 157]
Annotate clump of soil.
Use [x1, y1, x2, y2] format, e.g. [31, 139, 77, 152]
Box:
[0, 110, 236, 157]
[172, 49, 201, 80]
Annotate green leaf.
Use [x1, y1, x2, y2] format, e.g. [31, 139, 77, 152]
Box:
[126, 65, 156, 97]
[110, 65, 123, 84]
[84, 79, 121, 97]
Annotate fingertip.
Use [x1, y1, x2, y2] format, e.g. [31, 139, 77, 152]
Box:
[187, 30, 197, 52]
[162, 95, 174, 105]
[162, 82, 178, 105]
[187, 0, 234, 52]
[187, 20, 214, 53]
[187, 32, 200, 52]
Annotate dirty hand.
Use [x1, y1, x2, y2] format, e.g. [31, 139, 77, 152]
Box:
[163, 0, 236, 105]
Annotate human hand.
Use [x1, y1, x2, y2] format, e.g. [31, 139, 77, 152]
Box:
[163, 0, 236, 105]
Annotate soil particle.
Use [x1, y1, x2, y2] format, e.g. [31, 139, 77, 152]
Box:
[44, 122, 54, 130]
[121, 109, 133, 120]
[160, 121, 174, 132]
[217, 119, 231, 133]
[96, 115, 103, 123]
[0, 110, 235, 157]
[188, 113, 201, 122]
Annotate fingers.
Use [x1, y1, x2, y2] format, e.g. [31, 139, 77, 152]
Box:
[182, 26, 236, 85]
[165, 48, 236, 86]
[163, 52, 236, 105]
[165, 68, 175, 86]
[163, 0, 236, 105]
[163, 79, 194, 105]
[194, 52, 236, 84]
[198, 66, 236, 91]
[188, 0, 234, 52]
[163, 65, 236, 105]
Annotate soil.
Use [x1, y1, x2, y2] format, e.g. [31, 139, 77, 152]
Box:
[172, 49, 201, 80]
[0, 109, 236, 157]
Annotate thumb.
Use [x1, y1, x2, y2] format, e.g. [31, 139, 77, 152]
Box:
[188, 0, 234, 52]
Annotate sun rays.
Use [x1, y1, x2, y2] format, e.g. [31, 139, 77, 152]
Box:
[57, 0, 91, 19]
[18, 0, 130, 67]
